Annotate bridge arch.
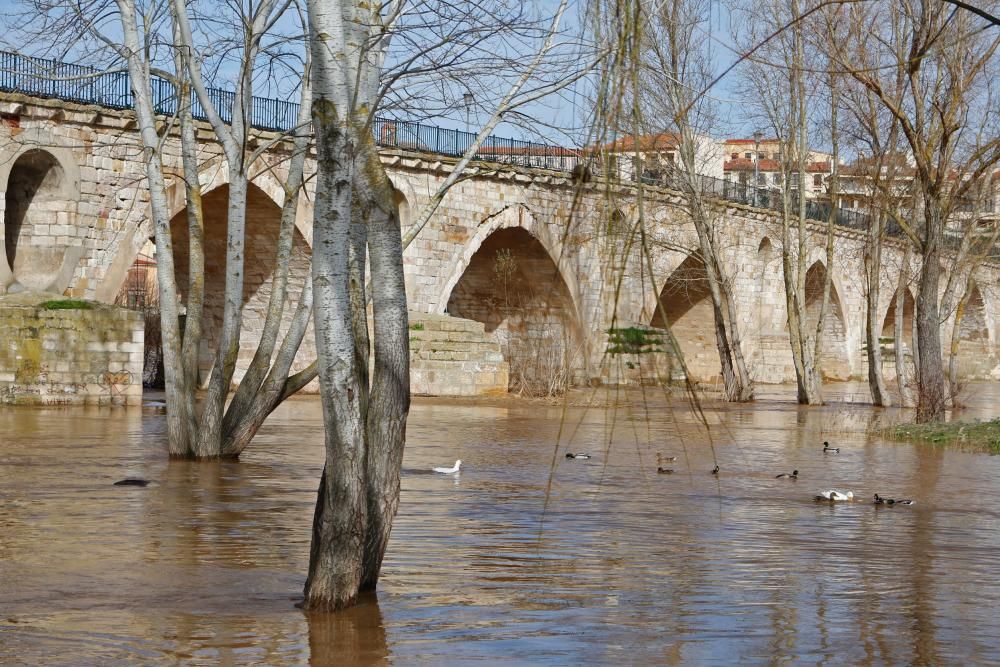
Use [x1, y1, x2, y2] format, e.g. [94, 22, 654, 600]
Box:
[437, 204, 580, 317]
[804, 259, 852, 379]
[0, 138, 82, 293]
[649, 252, 722, 382]
[441, 205, 582, 391]
[170, 180, 312, 382]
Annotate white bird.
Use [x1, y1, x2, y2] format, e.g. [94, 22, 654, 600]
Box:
[566, 453, 592, 460]
[815, 490, 854, 502]
[433, 460, 462, 474]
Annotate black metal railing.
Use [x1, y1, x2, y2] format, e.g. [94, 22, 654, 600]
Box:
[0, 50, 586, 167]
[640, 169, 876, 231]
[371, 117, 584, 171]
[4, 49, 940, 236]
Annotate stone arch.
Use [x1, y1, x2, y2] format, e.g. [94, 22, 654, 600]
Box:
[387, 175, 417, 232]
[649, 253, 721, 382]
[748, 236, 796, 383]
[98, 160, 312, 303]
[171, 181, 313, 383]
[952, 283, 996, 377]
[804, 260, 851, 380]
[443, 214, 582, 391]
[959, 283, 988, 343]
[880, 287, 916, 341]
[754, 237, 784, 333]
[1, 142, 82, 293]
[437, 204, 580, 319]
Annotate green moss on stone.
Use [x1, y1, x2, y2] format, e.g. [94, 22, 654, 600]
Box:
[40, 299, 93, 310]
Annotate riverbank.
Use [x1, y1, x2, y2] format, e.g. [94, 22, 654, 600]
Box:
[889, 418, 1000, 454]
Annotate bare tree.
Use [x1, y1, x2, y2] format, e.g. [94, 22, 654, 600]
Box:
[737, 0, 836, 404]
[824, 0, 1000, 421]
[626, 0, 755, 401]
[301, 0, 597, 610]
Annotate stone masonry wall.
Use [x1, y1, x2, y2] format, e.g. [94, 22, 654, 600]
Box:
[1, 92, 999, 391]
[0, 291, 143, 405]
[408, 314, 508, 396]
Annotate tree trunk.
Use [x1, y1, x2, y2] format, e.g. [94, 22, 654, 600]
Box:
[117, 0, 192, 456]
[303, 113, 368, 611]
[692, 220, 753, 402]
[175, 66, 205, 447]
[947, 279, 971, 403]
[221, 279, 315, 456]
[915, 208, 945, 422]
[895, 246, 915, 407]
[865, 213, 891, 406]
[221, 82, 312, 445]
[361, 200, 410, 588]
[193, 171, 249, 457]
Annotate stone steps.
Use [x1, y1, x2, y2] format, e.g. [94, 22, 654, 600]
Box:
[408, 313, 508, 396]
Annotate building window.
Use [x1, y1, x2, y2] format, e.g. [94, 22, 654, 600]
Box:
[772, 173, 781, 185]
[745, 152, 752, 159]
[813, 174, 823, 187]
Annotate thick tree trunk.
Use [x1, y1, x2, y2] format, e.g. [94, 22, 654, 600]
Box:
[175, 68, 205, 447]
[361, 202, 410, 588]
[915, 208, 946, 422]
[303, 114, 368, 611]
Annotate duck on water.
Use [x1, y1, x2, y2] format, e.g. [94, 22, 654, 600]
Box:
[433, 460, 462, 474]
[815, 490, 853, 502]
[874, 493, 915, 505]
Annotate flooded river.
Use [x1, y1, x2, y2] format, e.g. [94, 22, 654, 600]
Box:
[3, 383, 1000, 665]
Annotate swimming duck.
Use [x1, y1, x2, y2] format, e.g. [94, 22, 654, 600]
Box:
[566, 453, 592, 460]
[657, 453, 677, 463]
[113, 478, 150, 487]
[657, 467, 674, 474]
[815, 490, 853, 501]
[776, 470, 799, 479]
[433, 460, 462, 474]
[874, 493, 914, 505]
[822, 441, 840, 454]
[711, 465, 720, 475]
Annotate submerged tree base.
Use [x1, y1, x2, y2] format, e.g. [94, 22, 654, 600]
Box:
[888, 419, 1000, 454]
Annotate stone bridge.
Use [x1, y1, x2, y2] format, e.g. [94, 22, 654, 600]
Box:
[2, 93, 998, 393]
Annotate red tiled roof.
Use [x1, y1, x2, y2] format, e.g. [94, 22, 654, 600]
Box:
[598, 132, 681, 152]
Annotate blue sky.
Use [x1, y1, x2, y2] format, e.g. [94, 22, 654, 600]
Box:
[0, 0, 758, 147]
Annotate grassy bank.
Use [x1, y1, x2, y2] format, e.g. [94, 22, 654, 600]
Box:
[889, 418, 1000, 454]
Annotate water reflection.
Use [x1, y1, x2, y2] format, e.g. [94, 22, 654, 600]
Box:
[2, 385, 1000, 664]
[306, 594, 388, 665]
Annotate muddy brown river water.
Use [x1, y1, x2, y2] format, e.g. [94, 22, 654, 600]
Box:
[2, 383, 1000, 665]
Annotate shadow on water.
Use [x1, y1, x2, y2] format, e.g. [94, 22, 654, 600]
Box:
[2, 383, 1000, 664]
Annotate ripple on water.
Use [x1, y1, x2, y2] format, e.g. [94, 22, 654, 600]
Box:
[2, 386, 1000, 664]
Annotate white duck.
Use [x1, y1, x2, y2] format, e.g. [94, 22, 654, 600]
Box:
[433, 460, 462, 474]
[815, 490, 854, 502]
